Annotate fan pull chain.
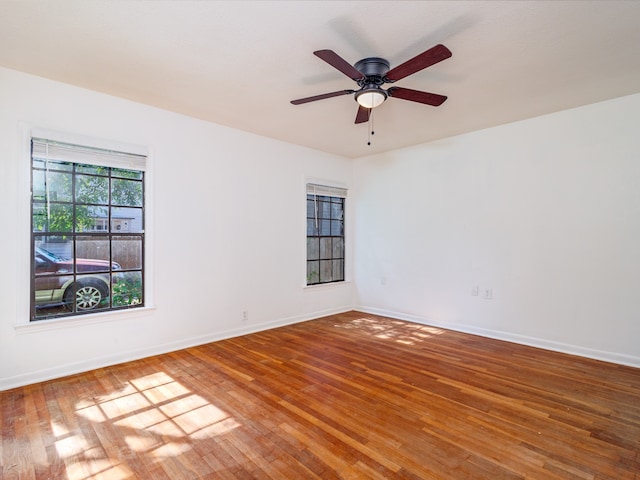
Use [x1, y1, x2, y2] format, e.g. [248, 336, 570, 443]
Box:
[367, 109, 375, 145]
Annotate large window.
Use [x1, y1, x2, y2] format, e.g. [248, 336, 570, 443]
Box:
[306, 183, 346, 285]
[31, 138, 145, 321]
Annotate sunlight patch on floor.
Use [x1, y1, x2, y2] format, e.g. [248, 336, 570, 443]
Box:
[159, 392, 209, 418]
[99, 392, 152, 419]
[114, 407, 166, 430]
[124, 434, 159, 452]
[78, 404, 107, 423]
[190, 416, 242, 440]
[51, 419, 69, 437]
[65, 460, 132, 480]
[55, 434, 90, 458]
[65, 371, 241, 479]
[150, 441, 192, 458]
[335, 316, 446, 345]
[172, 403, 230, 435]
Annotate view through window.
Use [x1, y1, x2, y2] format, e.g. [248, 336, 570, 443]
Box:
[306, 183, 346, 285]
[31, 138, 145, 320]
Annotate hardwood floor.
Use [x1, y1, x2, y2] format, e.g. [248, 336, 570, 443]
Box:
[2, 311, 639, 479]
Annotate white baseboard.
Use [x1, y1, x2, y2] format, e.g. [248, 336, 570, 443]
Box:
[354, 305, 640, 369]
[0, 305, 352, 391]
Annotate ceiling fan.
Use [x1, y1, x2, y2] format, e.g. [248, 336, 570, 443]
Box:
[291, 44, 452, 124]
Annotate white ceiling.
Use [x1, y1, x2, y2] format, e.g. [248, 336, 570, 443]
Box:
[1, 1, 640, 158]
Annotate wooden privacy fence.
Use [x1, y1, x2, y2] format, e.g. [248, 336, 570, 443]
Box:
[41, 239, 142, 270]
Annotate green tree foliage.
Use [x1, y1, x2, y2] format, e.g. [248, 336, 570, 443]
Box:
[33, 162, 142, 233]
[112, 273, 143, 307]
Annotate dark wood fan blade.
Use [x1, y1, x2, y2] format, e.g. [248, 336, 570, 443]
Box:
[355, 105, 371, 124]
[387, 87, 447, 106]
[291, 90, 354, 105]
[314, 50, 365, 81]
[385, 44, 452, 82]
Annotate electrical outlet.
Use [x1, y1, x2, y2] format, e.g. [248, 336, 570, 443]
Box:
[471, 285, 479, 296]
[242, 310, 248, 322]
[483, 288, 492, 300]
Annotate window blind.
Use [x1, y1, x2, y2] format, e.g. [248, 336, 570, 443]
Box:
[32, 138, 146, 172]
[306, 183, 347, 198]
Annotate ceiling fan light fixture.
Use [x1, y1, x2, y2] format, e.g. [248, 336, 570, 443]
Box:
[355, 88, 387, 109]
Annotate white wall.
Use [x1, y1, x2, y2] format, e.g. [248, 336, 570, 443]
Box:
[353, 93, 640, 367]
[2, 66, 638, 391]
[0, 67, 354, 390]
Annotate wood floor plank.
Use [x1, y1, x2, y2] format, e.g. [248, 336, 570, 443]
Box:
[2, 311, 639, 479]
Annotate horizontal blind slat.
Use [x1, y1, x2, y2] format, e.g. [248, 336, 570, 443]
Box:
[306, 183, 347, 198]
[32, 138, 146, 171]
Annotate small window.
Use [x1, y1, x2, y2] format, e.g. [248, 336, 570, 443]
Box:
[306, 183, 346, 285]
[30, 138, 146, 321]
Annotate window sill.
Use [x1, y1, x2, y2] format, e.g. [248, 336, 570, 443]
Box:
[14, 305, 156, 334]
[304, 280, 351, 291]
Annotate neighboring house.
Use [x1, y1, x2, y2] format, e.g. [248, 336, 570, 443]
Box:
[88, 215, 135, 233]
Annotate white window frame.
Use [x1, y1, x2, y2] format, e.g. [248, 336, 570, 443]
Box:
[15, 124, 155, 331]
[305, 180, 348, 287]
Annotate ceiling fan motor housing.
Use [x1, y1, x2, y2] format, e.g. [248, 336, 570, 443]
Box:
[354, 57, 390, 86]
